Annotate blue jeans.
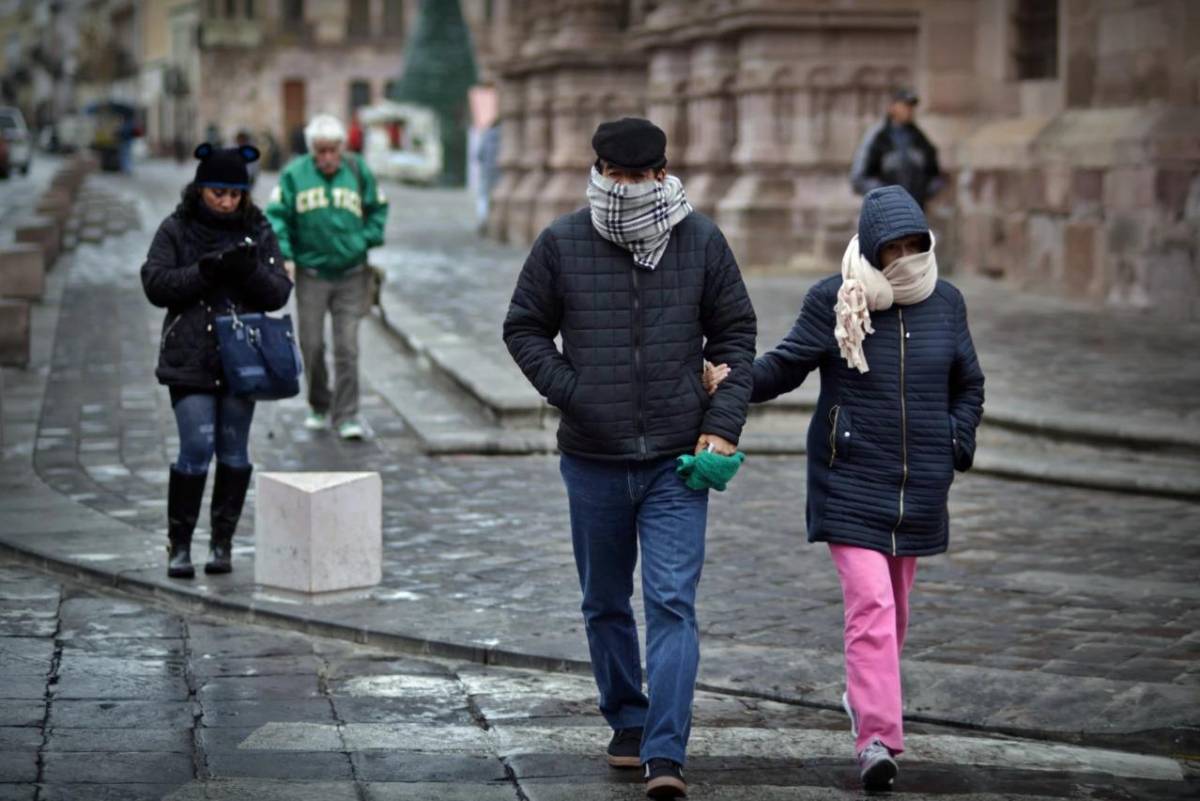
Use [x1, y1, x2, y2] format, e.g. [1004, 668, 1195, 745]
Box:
[172, 392, 255, 475]
[559, 452, 709, 766]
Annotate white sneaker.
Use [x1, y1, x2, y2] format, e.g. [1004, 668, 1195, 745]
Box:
[858, 738, 898, 792]
[338, 420, 366, 440]
[304, 411, 328, 431]
[842, 690, 859, 738]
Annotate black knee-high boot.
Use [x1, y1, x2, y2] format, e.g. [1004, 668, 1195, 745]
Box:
[167, 467, 208, 579]
[206, 463, 253, 575]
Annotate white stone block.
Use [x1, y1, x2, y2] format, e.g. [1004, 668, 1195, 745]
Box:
[254, 472, 382, 594]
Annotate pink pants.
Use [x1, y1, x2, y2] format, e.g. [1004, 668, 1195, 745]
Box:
[828, 543, 918, 755]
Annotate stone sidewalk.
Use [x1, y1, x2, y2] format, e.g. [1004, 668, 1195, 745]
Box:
[3, 558, 1194, 800]
[0, 161, 1197, 763]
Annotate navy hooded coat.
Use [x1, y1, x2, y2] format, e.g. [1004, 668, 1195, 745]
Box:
[751, 187, 985, 556]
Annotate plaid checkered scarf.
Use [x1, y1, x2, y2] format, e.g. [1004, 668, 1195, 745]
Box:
[586, 167, 693, 270]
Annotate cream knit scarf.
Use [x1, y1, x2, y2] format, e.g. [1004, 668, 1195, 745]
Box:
[834, 233, 938, 373]
[586, 167, 693, 270]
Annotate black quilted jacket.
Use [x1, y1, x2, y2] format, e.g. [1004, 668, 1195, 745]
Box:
[752, 276, 985, 556]
[142, 205, 293, 391]
[504, 208, 757, 461]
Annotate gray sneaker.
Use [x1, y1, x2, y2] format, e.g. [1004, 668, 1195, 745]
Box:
[858, 738, 898, 792]
[842, 690, 859, 738]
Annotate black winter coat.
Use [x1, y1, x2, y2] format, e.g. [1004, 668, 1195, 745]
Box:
[504, 208, 757, 461]
[142, 204, 293, 391]
[752, 276, 984, 556]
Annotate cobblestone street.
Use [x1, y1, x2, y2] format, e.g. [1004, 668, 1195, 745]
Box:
[0, 160, 1198, 798]
[0, 557, 1195, 800]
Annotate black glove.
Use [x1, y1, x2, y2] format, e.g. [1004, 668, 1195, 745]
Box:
[224, 237, 260, 283]
[197, 251, 225, 285]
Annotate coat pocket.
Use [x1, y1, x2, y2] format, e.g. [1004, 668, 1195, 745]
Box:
[160, 313, 182, 351]
[827, 404, 854, 466]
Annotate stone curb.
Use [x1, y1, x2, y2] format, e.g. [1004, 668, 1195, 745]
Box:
[0, 506, 1195, 757]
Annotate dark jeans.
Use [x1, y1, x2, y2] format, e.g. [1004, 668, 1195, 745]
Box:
[172, 392, 255, 475]
[559, 452, 709, 765]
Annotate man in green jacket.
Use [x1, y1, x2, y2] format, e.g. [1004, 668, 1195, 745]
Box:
[266, 113, 389, 439]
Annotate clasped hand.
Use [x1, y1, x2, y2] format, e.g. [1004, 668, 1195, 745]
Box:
[199, 237, 259, 285]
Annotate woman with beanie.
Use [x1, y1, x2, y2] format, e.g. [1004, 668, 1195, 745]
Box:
[705, 185, 984, 791]
[141, 144, 293, 579]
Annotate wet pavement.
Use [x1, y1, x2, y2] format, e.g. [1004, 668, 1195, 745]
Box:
[0, 556, 1196, 800]
[0, 160, 1198, 797]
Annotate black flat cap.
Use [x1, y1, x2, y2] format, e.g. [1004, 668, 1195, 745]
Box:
[592, 117, 667, 171]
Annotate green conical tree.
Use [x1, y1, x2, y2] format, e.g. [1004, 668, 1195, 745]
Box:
[388, 0, 479, 186]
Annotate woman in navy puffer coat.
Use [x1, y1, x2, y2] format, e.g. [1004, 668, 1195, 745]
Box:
[708, 186, 984, 792]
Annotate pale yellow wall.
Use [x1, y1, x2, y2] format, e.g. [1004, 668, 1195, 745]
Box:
[142, 0, 172, 64]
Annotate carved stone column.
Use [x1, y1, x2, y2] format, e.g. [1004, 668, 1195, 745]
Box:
[680, 40, 738, 218]
[717, 30, 803, 268]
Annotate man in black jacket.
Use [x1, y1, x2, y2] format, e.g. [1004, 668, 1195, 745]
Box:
[850, 88, 945, 208]
[503, 118, 756, 799]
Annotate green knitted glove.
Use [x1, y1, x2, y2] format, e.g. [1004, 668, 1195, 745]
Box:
[675, 450, 746, 491]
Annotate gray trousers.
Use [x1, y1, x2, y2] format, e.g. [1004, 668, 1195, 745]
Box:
[295, 266, 369, 427]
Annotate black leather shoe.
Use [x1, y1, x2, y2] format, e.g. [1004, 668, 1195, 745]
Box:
[606, 726, 643, 768]
[644, 758, 687, 799]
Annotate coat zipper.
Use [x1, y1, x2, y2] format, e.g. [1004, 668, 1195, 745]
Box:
[890, 308, 908, 556]
[827, 405, 841, 467]
[630, 267, 647, 458]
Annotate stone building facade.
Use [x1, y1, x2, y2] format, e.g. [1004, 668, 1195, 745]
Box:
[483, 0, 1200, 318]
[194, 0, 495, 158]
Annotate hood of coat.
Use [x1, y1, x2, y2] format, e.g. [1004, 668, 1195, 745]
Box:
[857, 185, 931, 268]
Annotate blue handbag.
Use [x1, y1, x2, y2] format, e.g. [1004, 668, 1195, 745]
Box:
[213, 306, 303, 401]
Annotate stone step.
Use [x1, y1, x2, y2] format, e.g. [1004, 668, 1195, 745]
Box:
[376, 290, 1199, 455]
[371, 293, 1200, 497]
[360, 313, 556, 455]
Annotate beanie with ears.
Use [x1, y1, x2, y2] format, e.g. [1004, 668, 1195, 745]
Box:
[193, 142, 260, 190]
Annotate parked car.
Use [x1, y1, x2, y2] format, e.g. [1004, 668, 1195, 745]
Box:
[0, 107, 33, 175]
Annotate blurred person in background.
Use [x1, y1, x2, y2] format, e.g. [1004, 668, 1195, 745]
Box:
[266, 113, 389, 441]
[850, 88, 945, 209]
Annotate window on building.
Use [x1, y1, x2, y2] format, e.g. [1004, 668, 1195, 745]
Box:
[1012, 0, 1058, 80]
[349, 80, 372, 119]
[383, 0, 405, 37]
[347, 0, 370, 38]
[245, 0, 255, 19]
[384, 79, 401, 101]
[225, 0, 236, 17]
